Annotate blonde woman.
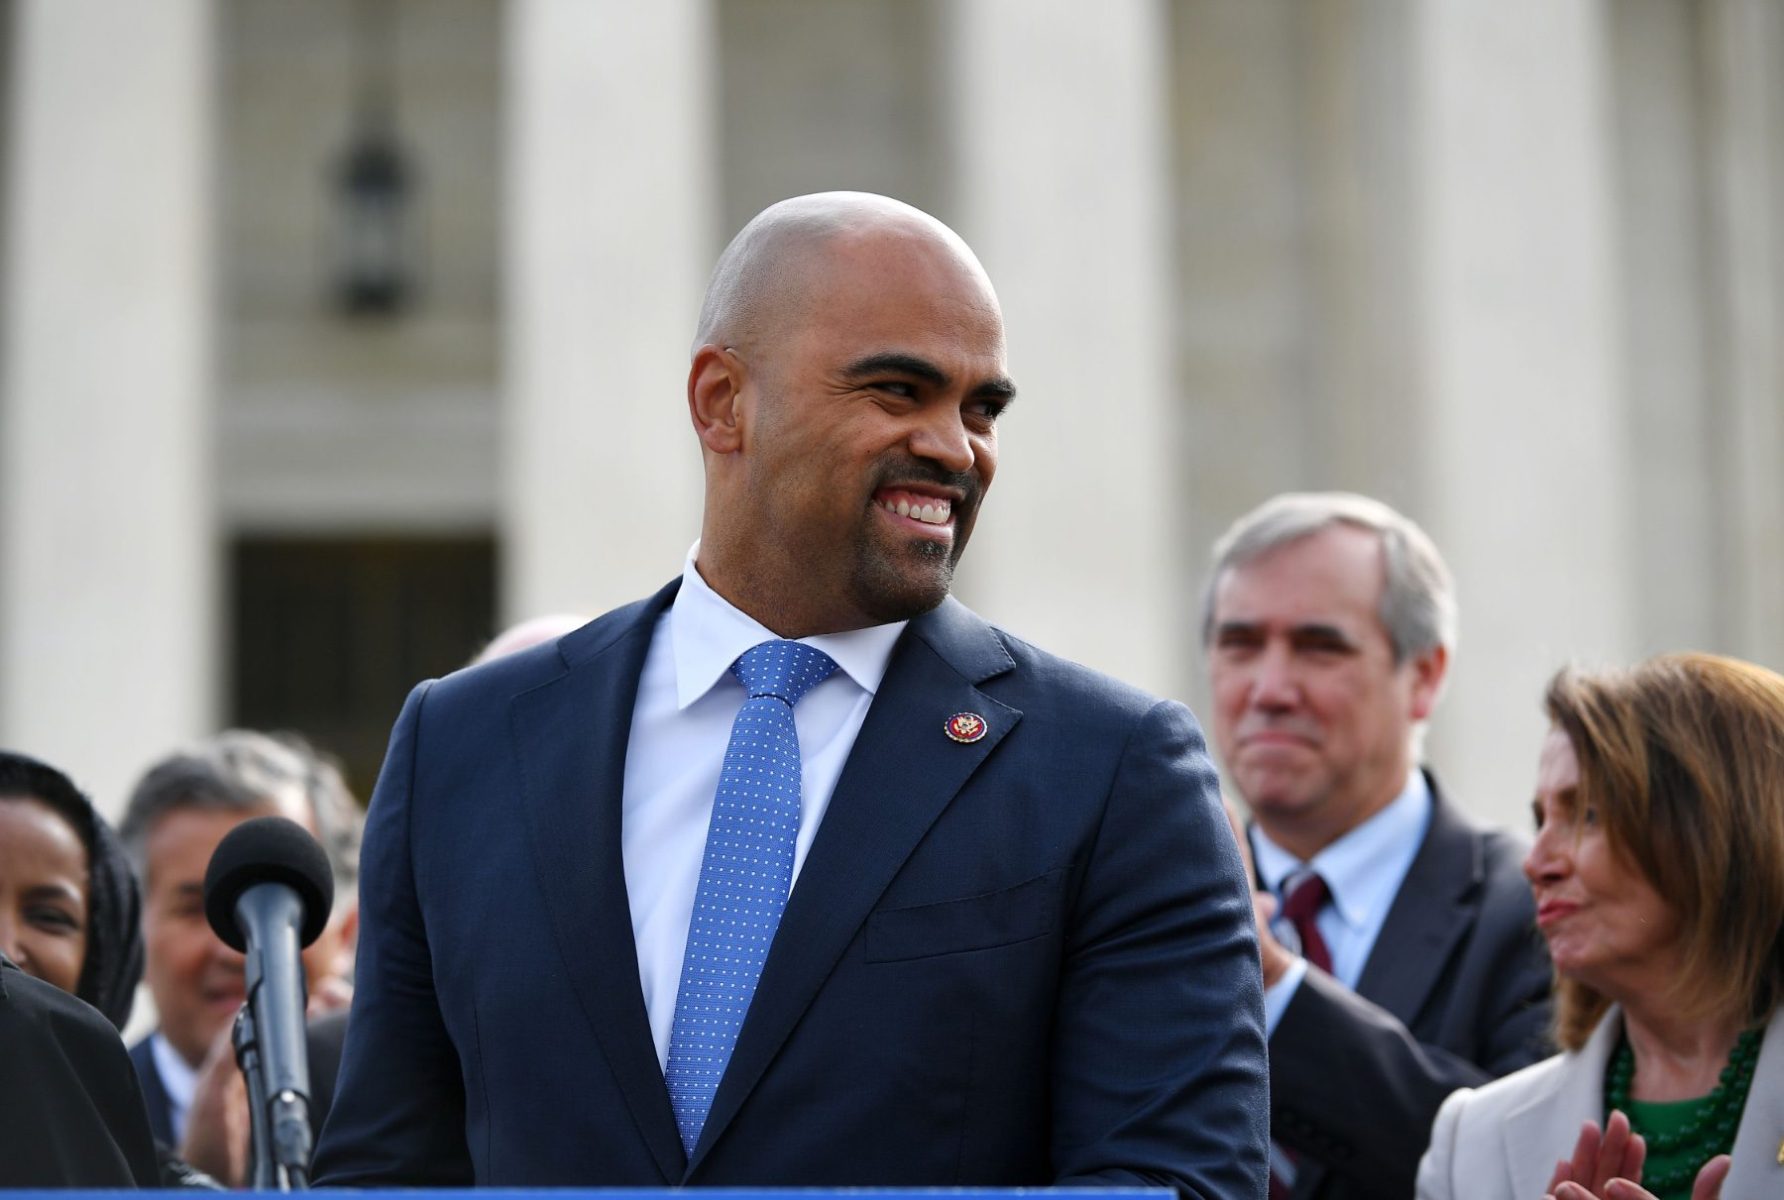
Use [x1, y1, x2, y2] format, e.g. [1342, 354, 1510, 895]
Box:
[1417, 654, 1784, 1200]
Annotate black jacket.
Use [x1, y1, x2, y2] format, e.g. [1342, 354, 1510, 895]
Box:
[0, 954, 158, 1187]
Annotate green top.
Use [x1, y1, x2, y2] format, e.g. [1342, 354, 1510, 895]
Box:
[1603, 1025, 1763, 1200]
[1622, 1095, 1719, 1200]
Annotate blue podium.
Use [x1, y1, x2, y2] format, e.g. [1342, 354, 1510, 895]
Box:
[17, 1183, 1184, 1191]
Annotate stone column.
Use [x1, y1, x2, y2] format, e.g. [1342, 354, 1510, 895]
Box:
[1413, 0, 1635, 829]
[944, 0, 1187, 700]
[1168, 1, 1427, 726]
[1700, 0, 1784, 670]
[1605, 0, 1722, 652]
[502, 0, 715, 622]
[0, 0, 217, 814]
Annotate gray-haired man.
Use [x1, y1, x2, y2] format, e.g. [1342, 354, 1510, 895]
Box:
[119, 730, 360, 1166]
[1203, 492, 1552, 1200]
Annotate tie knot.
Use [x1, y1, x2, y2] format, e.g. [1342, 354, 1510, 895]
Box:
[1279, 871, 1331, 923]
[731, 640, 838, 706]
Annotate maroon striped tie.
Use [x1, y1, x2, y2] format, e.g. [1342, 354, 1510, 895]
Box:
[1280, 871, 1333, 972]
[1270, 872, 1333, 1199]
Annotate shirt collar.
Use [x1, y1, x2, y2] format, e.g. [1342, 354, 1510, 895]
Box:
[151, 1030, 198, 1115]
[669, 541, 908, 709]
[1252, 769, 1432, 930]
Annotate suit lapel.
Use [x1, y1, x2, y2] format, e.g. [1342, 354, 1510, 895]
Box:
[513, 581, 685, 1183]
[128, 1039, 175, 1147]
[1273, 777, 1484, 1200]
[1502, 1010, 1619, 1199]
[1352, 778, 1480, 1022]
[1491, 1007, 1784, 1197]
[685, 599, 1020, 1176]
[1727, 1007, 1784, 1196]
[1287, 781, 1482, 1200]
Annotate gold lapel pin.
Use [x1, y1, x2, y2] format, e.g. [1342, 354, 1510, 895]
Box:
[945, 712, 988, 744]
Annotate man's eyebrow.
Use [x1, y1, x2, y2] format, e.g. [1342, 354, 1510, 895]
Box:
[840, 353, 1018, 403]
[1290, 622, 1359, 645]
[841, 353, 949, 388]
[972, 374, 1018, 404]
[1212, 620, 1357, 644]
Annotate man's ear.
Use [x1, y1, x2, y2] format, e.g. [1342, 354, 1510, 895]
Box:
[688, 344, 746, 455]
[1408, 642, 1450, 722]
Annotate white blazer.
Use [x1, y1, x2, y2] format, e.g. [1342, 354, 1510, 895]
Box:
[1417, 1006, 1784, 1200]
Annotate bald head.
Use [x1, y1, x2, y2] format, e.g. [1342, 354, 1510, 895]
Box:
[685, 190, 1009, 636]
[692, 192, 994, 360]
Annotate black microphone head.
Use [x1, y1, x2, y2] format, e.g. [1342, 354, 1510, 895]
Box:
[203, 816, 335, 952]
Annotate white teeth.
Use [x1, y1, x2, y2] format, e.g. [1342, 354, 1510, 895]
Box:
[880, 495, 952, 524]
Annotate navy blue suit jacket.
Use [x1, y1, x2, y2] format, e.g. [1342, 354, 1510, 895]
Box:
[313, 584, 1268, 1195]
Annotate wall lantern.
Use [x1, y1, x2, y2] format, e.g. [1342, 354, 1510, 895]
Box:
[330, 0, 418, 316]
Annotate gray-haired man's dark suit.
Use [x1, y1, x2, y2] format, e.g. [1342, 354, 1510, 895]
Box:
[1261, 776, 1553, 1200]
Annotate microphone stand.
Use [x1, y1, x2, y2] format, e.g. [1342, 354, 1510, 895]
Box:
[233, 953, 313, 1190]
[231, 1005, 278, 1190]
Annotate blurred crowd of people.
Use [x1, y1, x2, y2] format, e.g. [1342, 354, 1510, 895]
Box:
[0, 732, 359, 1187]
[1203, 493, 1784, 1200]
[0, 616, 579, 1189]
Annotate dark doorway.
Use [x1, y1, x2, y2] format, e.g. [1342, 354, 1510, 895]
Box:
[230, 536, 497, 798]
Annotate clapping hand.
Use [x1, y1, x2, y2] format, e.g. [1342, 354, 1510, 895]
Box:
[180, 1024, 250, 1186]
[1542, 1111, 1730, 1200]
[179, 980, 354, 1186]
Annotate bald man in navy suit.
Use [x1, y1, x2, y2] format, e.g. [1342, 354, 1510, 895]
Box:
[315, 193, 1268, 1198]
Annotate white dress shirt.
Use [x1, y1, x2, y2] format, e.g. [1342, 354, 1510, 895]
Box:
[622, 545, 907, 1069]
[150, 1030, 198, 1143]
[1252, 769, 1432, 1033]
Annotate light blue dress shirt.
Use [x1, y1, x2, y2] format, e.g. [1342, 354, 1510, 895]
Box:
[1252, 770, 1433, 1034]
[621, 544, 907, 1070]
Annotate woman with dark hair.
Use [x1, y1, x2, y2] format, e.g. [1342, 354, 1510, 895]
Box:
[1417, 653, 1784, 1200]
[0, 749, 158, 1186]
[0, 750, 144, 1028]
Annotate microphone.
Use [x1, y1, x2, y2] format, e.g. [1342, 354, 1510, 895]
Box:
[204, 816, 334, 1190]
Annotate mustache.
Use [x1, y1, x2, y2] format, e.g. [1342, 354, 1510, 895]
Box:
[869, 457, 982, 507]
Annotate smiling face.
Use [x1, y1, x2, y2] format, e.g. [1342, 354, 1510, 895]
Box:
[140, 793, 351, 1067]
[1207, 524, 1447, 858]
[692, 218, 1013, 636]
[1524, 727, 1682, 1004]
[0, 796, 90, 996]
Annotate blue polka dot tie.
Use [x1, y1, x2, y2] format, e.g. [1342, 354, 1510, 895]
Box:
[663, 639, 839, 1156]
